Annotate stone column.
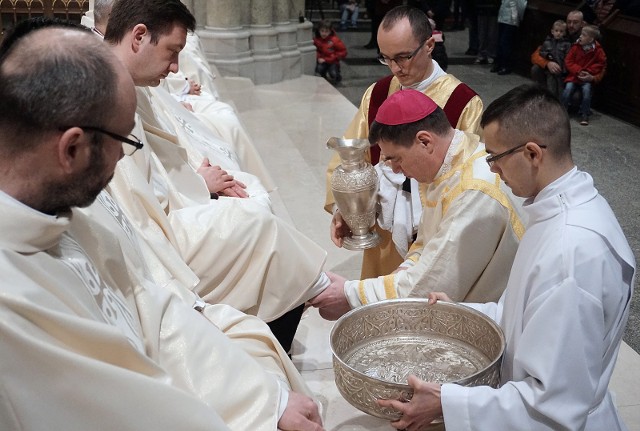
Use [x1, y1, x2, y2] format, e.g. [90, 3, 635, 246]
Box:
[192, 0, 314, 84]
[197, 0, 254, 81]
[273, 0, 301, 80]
[295, 0, 316, 76]
[249, 0, 283, 84]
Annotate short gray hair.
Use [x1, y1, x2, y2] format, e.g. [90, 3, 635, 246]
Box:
[0, 22, 118, 154]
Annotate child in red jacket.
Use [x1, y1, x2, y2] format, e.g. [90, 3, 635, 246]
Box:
[561, 25, 607, 125]
[313, 20, 347, 85]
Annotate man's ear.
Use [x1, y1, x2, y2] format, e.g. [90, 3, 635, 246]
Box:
[57, 127, 92, 174]
[424, 36, 436, 56]
[524, 141, 545, 168]
[131, 23, 149, 53]
[416, 130, 435, 152]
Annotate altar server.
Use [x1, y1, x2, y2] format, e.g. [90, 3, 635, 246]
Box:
[379, 85, 635, 431]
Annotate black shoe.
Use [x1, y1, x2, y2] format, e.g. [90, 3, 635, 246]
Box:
[490, 65, 500, 73]
[497, 68, 511, 75]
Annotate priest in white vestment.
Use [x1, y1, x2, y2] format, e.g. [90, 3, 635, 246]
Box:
[0, 23, 323, 431]
[90, 0, 275, 190]
[325, 6, 485, 279]
[311, 90, 525, 320]
[378, 85, 635, 431]
[101, 0, 330, 353]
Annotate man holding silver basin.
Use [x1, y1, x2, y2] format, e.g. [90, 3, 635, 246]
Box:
[378, 85, 636, 430]
[310, 89, 525, 319]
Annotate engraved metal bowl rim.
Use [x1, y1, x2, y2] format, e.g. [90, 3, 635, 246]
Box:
[330, 298, 506, 389]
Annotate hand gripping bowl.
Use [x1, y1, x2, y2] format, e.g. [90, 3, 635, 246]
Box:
[330, 299, 505, 422]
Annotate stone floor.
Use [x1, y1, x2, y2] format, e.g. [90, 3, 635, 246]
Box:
[213, 25, 640, 430]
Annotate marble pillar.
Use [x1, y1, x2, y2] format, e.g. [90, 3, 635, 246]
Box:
[193, 0, 314, 84]
[249, 0, 283, 84]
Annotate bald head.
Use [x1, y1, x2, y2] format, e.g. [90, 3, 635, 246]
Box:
[0, 20, 137, 214]
[380, 6, 433, 45]
[0, 23, 131, 154]
[566, 10, 584, 38]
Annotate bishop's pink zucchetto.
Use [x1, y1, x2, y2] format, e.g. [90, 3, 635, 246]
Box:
[374, 89, 438, 126]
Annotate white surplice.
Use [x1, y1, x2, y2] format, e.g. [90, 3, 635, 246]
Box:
[441, 168, 635, 430]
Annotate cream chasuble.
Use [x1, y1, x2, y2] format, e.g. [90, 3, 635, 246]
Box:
[72, 191, 317, 430]
[107, 115, 328, 322]
[161, 33, 273, 189]
[0, 191, 231, 431]
[145, 84, 275, 192]
[344, 132, 526, 306]
[136, 86, 273, 200]
[325, 73, 484, 279]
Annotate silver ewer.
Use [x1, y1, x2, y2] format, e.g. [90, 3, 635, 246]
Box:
[327, 137, 380, 250]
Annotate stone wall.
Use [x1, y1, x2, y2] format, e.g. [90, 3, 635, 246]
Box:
[190, 0, 316, 84]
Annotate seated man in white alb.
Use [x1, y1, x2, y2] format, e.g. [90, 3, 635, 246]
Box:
[102, 0, 330, 353]
[91, 0, 275, 191]
[0, 22, 323, 431]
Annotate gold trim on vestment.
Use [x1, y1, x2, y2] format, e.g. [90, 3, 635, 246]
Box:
[383, 274, 397, 299]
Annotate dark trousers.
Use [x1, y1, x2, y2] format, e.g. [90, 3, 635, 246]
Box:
[266, 304, 305, 354]
[495, 23, 518, 71]
[315, 62, 342, 83]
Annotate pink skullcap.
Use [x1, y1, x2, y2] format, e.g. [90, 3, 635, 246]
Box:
[375, 89, 438, 126]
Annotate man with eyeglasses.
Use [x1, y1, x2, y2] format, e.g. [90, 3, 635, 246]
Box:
[99, 0, 332, 358]
[325, 5, 484, 281]
[377, 85, 635, 431]
[0, 22, 324, 431]
[310, 89, 524, 320]
[0, 24, 225, 430]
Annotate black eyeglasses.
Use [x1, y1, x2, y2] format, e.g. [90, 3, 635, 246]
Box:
[486, 143, 547, 167]
[377, 40, 426, 67]
[59, 126, 144, 156]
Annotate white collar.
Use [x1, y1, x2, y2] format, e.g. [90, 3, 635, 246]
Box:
[401, 60, 446, 93]
[0, 190, 70, 253]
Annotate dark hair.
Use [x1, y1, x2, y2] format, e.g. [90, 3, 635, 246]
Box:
[315, 19, 334, 38]
[481, 84, 571, 158]
[380, 5, 432, 44]
[104, 0, 196, 45]
[369, 106, 451, 148]
[0, 22, 118, 154]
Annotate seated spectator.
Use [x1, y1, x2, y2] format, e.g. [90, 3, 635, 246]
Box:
[339, 0, 360, 29]
[561, 25, 607, 125]
[537, 20, 572, 97]
[531, 10, 587, 85]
